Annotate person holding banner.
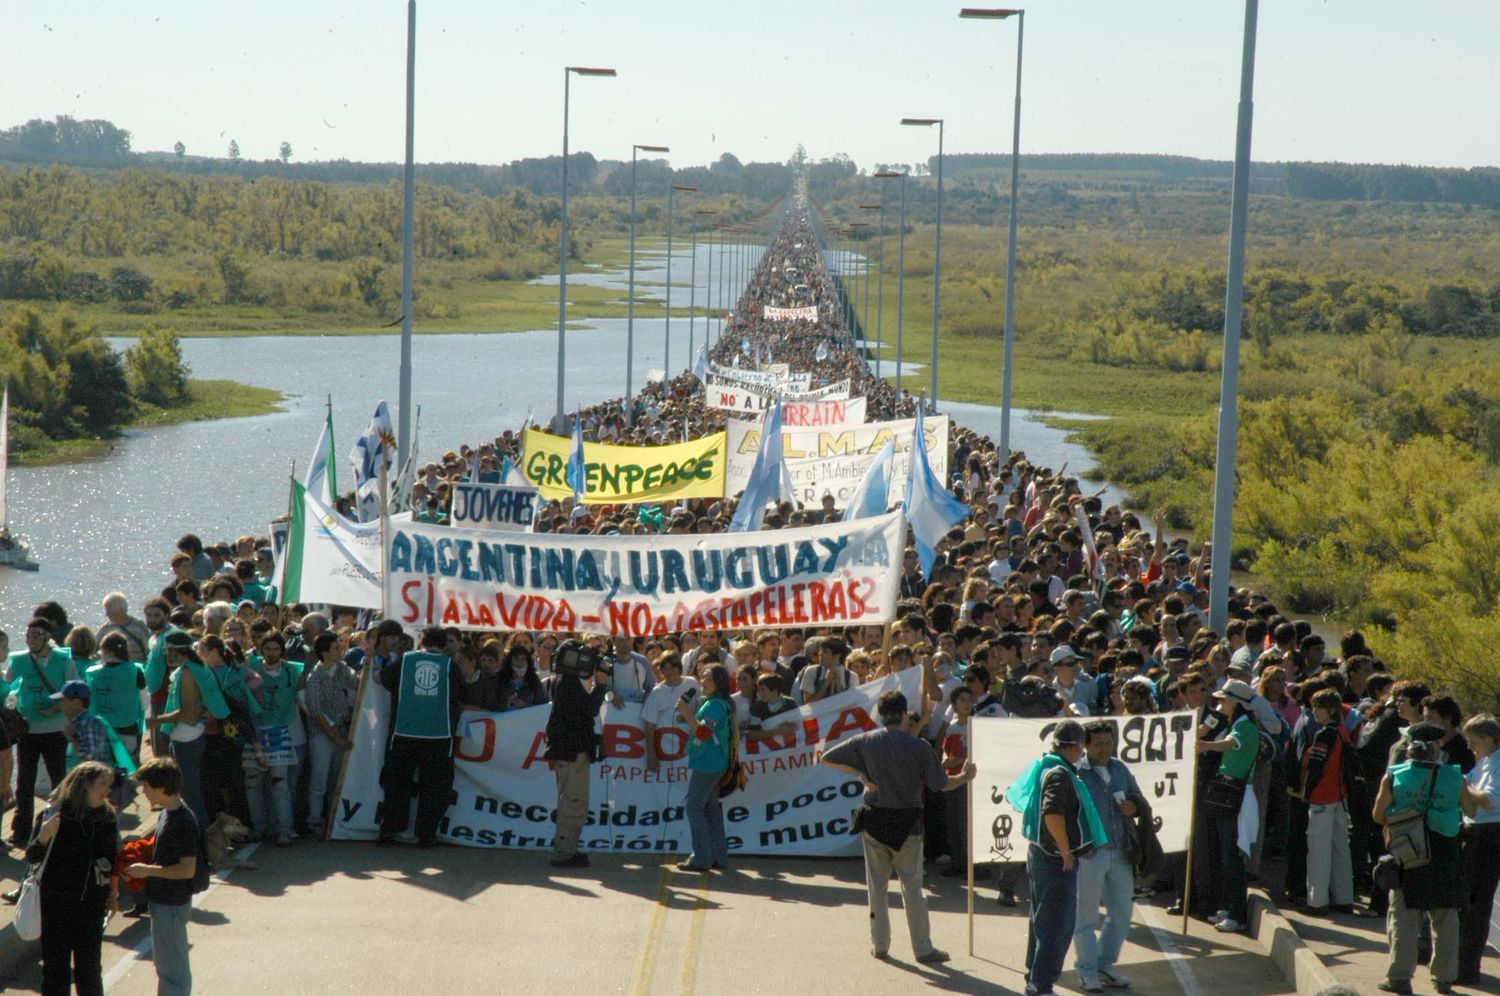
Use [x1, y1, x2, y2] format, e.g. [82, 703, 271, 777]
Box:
[1194, 680, 1261, 934]
[1073, 720, 1146, 993]
[674, 664, 734, 872]
[377, 624, 463, 848]
[1006, 719, 1108, 996]
[821, 690, 976, 966]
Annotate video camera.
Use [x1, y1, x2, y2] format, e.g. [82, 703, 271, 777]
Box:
[554, 639, 610, 679]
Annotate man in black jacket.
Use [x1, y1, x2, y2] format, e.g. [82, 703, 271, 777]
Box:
[544, 640, 610, 869]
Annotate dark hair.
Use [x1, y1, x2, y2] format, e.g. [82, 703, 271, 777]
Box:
[177, 533, 204, 556]
[135, 757, 183, 795]
[259, 631, 286, 652]
[197, 634, 228, 660]
[375, 619, 405, 641]
[1083, 719, 1115, 744]
[1421, 694, 1463, 728]
[704, 664, 732, 702]
[33, 601, 69, 630]
[1310, 688, 1343, 714]
[313, 631, 341, 660]
[419, 625, 446, 651]
[99, 632, 130, 661]
[877, 690, 909, 725]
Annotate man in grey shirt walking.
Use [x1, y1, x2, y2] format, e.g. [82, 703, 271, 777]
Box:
[822, 690, 976, 964]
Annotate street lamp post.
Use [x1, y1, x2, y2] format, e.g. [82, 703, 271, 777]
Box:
[858, 203, 880, 357]
[665, 184, 697, 376]
[960, 7, 1025, 458]
[849, 222, 870, 339]
[397, 0, 416, 460]
[626, 143, 669, 423]
[1208, 0, 1261, 634]
[902, 117, 945, 407]
[554, 65, 616, 432]
[867, 186, 896, 381]
[875, 170, 909, 392]
[691, 208, 717, 359]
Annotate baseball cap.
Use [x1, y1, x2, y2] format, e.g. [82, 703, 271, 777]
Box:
[1051, 720, 1086, 747]
[1049, 645, 1083, 666]
[50, 680, 91, 702]
[162, 630, 195, 652]
[1213, 679, 1255, 707]
[1405, 721, 1445, 743]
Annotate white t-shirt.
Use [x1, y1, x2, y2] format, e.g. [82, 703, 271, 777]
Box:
[641, 677, 700, 731]
[795, 665, 854, 704]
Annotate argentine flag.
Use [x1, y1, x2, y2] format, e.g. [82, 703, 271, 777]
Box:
[305, 406, 337, 504]
[844, 438, 895, 522]
[903, 407, 968, 579]
[565, 411, 587, 503]
[729, 399, 794, 533]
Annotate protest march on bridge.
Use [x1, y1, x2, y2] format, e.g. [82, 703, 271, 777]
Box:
[4, 200, 1498, 996]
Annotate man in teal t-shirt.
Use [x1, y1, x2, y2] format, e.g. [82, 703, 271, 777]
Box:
[1195, 679, 1261, 934]
[5, 617, 80, 844]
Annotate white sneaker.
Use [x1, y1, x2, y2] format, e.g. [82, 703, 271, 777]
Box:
[1212, 908, 1229, 923]
[1100, 968, 1132, 989]
[1214, 917, 1246, 933]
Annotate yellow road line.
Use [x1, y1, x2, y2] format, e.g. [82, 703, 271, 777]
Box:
[677, 871, 713, 995]
[628, 867, 674, 996]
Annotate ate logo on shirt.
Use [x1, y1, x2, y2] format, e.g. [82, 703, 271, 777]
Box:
[413, 662, 441, 695]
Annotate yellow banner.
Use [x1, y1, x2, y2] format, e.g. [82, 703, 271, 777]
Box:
[521, 429, 727, 504]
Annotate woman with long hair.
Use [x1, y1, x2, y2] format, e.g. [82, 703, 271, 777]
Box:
[675, 663, 734, 872]
[27, 760, 118, 996]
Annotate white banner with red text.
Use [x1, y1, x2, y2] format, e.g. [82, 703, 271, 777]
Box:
[726, 415, 950, 507]
[382, 510, 905, 635]
[762, 305, 818, 321]
[705, 377, 852, 414]
[968, 710, 1199, 866]
[331, 668, 924, 855]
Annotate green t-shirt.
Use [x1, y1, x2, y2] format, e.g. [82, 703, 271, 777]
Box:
[1219, 714, 1260, 782]
[687, 697, 733, 773]
[246, 657, 303, 729]
[8, 648, 77, 733]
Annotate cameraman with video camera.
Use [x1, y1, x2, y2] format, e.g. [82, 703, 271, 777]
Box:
[545, 638, 611, 869]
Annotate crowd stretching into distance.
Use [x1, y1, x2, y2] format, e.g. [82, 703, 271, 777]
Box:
[3, 203, 1497, 996]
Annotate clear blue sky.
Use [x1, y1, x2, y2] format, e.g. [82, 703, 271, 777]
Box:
[2, 0, 1494, 171]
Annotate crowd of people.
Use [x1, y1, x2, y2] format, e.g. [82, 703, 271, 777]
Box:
[2, 204, 1497, 995]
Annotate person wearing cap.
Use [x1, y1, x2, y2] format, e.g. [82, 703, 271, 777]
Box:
[796, 636, 854, 705]
[5, 617, 81, 847]
[151, 629, 232, 829]
[1049, 645, 1096, 717]
[1372, 721, 1492, 994]
[1194, 678, 1261, 932]
[1006, 719, 1108, 996]
[53, 680, 113, 770]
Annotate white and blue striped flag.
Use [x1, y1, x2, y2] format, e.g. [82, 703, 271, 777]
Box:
[692, 344, 709, 382]
[348, 400, 395, 522]
[729, 398, 794, 533]
[903, 407, 968, 578]
[844, 439, 895, 522]
[565, 410, 587, 504]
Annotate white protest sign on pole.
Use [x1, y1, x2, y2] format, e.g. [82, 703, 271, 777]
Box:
[706, 365, 811, 392]
[706, 378, 853, 414]
[726, 415, 950, 506]
[384, 509, 905, 636]
[968, 710, 1199, 867]
[332, 666, 922, 854]
[762, 305, 818, 321]
[449, 481, 539, 532]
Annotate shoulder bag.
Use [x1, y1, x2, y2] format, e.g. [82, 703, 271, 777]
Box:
[13, 813, 57, 941]
[1383, 764, 1439, 869]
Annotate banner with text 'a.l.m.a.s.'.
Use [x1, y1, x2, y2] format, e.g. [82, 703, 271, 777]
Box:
[705, 378, 852, 414]
[280, 479, 383, 608]
[331, 666, 922, 854]
[968, 710, 1199, 867]
[727, 415, 949, 506]
[520, 428, 726, 504]
[383, 509, 905, 636]
[449, 481, 538, 532]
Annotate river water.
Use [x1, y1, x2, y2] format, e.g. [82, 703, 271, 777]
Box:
[0, 244, 1121, 622]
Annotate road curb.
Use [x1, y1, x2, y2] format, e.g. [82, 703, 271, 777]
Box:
[1249, 892, 1341, 995]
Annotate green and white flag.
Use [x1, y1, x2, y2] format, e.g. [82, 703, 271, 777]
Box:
[281, 479, 383, 608]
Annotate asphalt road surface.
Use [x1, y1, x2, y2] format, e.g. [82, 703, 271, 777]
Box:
[7, 841, 1294, 995]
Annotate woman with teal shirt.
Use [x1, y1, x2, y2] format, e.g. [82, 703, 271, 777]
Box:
[244, 632, 303, 846]
[1372, 722, 1490, 995]
[675, 663, 734, 872]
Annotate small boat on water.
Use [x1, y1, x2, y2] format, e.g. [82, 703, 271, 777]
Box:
[0, 385, 39, 571]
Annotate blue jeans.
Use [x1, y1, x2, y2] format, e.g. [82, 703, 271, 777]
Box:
[1026, 842, 1078, 995]
[1211, 807, 1248, 923]
[150, 900, 192, 995]
[169, 737, 208, 828]
[306, 729, 344, 831]
[684, 768, 728, 868]
[245, 761, 294, 840]
[1073, 847, 1134, 984]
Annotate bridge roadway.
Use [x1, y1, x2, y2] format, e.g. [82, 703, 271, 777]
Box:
[8, 840, 1292, 995]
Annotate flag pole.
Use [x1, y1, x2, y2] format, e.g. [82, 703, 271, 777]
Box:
[966, 721, 975, 957]
[325, 658, 372, 842]
[1181, 742, 1200, 936]
[277, 460, 296, 597]
[379, 446, 392, 622]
